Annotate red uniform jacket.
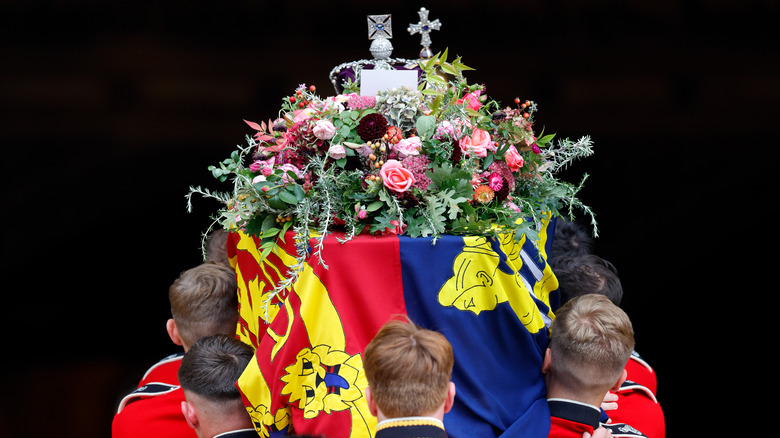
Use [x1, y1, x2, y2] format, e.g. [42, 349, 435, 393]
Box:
[112, 384, 196, 438]
[624, 352, 657, 395]
[112, 353, 195, 438]
[137, 352, 184, 387]
[548, 399, 646, 438]
[606, 380, 665, 438]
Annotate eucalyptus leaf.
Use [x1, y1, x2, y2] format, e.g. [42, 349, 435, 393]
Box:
[416, 115, 436, 139]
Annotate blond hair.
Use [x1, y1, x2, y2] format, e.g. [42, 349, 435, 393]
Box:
[169, 262, 238, 347]
[363, 318, 453, 418]
[550, 294, 634, 393]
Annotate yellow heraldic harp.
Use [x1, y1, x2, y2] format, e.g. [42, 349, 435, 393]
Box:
[496, 219, 558, 324]
[237, 234, 376, 438]
[438, 224, 557, 334]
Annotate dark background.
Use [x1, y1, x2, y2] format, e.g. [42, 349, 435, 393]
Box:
[1, 1, 775, 437]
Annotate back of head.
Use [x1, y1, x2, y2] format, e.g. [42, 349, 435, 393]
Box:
[178, 334, 253, 403]
[550, 218, 594, 261]
[363, 318, 454, 418]
[205, 229, 231, 268]
[553, 254, 623, 306]
[550, 294, 634, 394]
[169, 262, 239, 347]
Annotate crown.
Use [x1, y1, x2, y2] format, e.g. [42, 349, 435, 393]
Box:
[329, 8, 442, 94]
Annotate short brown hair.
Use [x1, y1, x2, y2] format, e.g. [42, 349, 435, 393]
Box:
[363, 318, 453, 418]
[178, 334, 253, 401]
[550, 294, 634, 392]
[169, 262, 238, 347]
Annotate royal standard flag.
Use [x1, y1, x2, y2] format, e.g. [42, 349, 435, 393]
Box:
[229, 218, 559, 438]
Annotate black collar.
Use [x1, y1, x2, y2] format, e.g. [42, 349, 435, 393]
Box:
[547, 399, 601, 430]
[375, 418, 448, 438]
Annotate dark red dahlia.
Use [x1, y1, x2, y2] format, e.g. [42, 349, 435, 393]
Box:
[356, 113, 389, 142]
[450, 139, 463, 164]
[495, 177, 510, 202]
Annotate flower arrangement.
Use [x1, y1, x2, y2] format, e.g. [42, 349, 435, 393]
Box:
[187, 50, 597, 268]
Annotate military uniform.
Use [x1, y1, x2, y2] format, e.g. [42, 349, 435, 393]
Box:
[548, 399, 647, 438]
[137, 352, 184, 387]
[603, 351, 664, 438]
[112, 353, 194, 438]
[374, 417, 448, 438]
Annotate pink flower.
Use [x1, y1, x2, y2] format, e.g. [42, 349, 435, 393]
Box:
[394, 136, 421, 159]
[292, 108, 315, 123]
[381, 220, 406, 235]
[313, 119, 337, 140]
[434, 120, 459, 139]
[457, 90, 482, 111]
[347, 95, 377, 110]
[328, 143, 347, 160]
[379, 159, 416, 193]
[278, 163, 302, 183]
[250, 157, 276, 173]
[505, 200, 521, 213]
[459, 128, 492, 158]
[357, 209, 367, 220]
[488, 172, 503, 191]
[504, 145, 524, 172]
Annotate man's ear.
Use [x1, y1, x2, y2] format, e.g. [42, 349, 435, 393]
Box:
[365, 386, 378, 417]
[166, 319, 183, 347]
[610, 368, 628, 392]
[541, 348, 552, 374]
[443, 381, 456, 414]
[181, 400, 199, 430]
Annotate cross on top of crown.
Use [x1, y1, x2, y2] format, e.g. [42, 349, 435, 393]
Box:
[367, 14, 393, 40]
[407, 7, 441, 58]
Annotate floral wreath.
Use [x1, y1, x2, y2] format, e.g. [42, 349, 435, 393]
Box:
[187, 50, 597, 298]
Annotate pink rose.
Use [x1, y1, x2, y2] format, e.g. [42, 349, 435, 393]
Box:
[379, 160, 415, 193]
[457, 90, 482, 111]
[504, 145, 524, 172]
[328, 143, 347, 160]
[380, 220, 406, 235]
[278, 163, 302, 183]
[459, 128, 492, 158]
[394, 136, 421, 159]
[313, 119, 337, 140]
[250, 157, 275, 173]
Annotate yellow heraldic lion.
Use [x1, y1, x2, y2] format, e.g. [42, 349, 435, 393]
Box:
[236, 232, 375, 438]
[438, 233, 550, 334]
[246, 401, 291, 438]
[281, 346, 368, 419]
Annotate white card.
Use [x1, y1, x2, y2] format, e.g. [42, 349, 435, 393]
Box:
[360, 69, 418, 96]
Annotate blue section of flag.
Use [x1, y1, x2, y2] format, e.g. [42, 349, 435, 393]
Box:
[397, 234, 551, 438]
